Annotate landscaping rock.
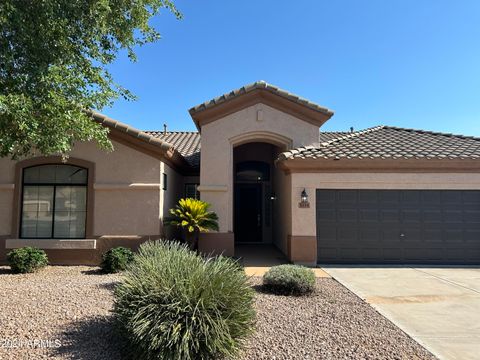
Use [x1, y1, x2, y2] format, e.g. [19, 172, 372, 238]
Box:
[0, 266, 435, 359]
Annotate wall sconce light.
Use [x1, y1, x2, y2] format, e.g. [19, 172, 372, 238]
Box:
[270, 192, 277, 201]
[299, 188, 310, 208]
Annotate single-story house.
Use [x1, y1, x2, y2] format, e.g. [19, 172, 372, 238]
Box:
[1, 81, 479, 265]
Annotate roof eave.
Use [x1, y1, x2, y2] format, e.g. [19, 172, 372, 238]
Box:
[276, 157, 480, 174]
[189, 82, 334, 131]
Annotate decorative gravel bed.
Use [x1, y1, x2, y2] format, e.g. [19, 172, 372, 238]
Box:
[0, 266, 435, 359]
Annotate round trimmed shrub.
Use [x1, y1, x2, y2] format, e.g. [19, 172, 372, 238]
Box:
[101, 247, 134, 273]
[263, 264, 316, 296]
[113, 241, 255, 360]
[7, 247, 48, 274]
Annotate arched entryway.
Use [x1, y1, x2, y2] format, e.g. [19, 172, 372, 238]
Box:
[233, 142, 283, 245]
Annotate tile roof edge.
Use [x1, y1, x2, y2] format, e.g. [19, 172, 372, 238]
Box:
[318, 125, 386, 147]
[278, 126, 385, 161]
[188, 80, 334, 116]
[384, 126, 480, 141]
[88, 110, 175, 155]
[145, 130, 200, 134]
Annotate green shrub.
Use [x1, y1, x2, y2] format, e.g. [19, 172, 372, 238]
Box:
[101, 247, 134, 273]
[263, 264, 316, 296]
[7, 247, 48, 273]
[113, 241, 255, 360]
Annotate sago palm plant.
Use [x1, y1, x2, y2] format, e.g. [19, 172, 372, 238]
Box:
[165, 198, 219, 250]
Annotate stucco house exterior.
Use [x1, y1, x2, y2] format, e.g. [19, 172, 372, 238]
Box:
[1, 81, 479, 265]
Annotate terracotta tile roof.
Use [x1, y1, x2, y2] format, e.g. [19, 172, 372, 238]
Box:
[189, 80, 334, 117]
[146, 131, 201, 168]
[319, 131, 351, 142]
[280, 126, 480, 161]
[90, 111, 174, 155]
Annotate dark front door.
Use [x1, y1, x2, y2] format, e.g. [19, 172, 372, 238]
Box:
[235, 183, 262, 243]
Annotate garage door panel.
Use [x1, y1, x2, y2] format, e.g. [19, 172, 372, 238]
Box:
[401, 228, 422, 242]
[359, 209, 379, 222]
[465, 230, 480, 242]
[337, 227, 357, 242]
[317, 209, 336, 222]
[359, 228, 381, 242]
[358, 190, 379, 203]
[401, 190, 421, 203]
[317, 190, 336, 203]
[381, 209, 400, 222]
[338, 209, 357, 222]
[317, 189, 480, 264]
[463, 191, 480, 204]
[402, 209, 422, 223]
[422, 191, 442, 204]
[362, 248, 383, 260]
[383, 247, 403, 260]
[464, 210, 480, 223]
[380, 191, 400, 203]
[317, 227, 336, 241]
[424, 210, 442, 223]
[441, 191, 463, 204]
[423, 229, 443, 243]
[338, 190, 357, 203]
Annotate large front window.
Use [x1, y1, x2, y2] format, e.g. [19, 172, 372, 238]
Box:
[20, 165, 88, 239]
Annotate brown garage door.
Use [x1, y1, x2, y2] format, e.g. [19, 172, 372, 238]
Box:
[316, 189, 480, 264]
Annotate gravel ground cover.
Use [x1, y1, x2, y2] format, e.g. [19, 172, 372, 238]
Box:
[0, 266, 435, 359]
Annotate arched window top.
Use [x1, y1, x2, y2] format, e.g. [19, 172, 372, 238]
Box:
[236, 161, 270, 182]
[23, 164, 87, 185]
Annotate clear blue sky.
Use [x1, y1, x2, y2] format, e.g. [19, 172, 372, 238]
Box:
[105, 0, 480, 135]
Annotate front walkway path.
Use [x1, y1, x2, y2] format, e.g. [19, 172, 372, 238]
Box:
[323, 266, 480, 360]
[235, 244, 329, 277]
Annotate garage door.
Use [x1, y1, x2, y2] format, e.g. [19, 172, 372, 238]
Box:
[316, 190, 480, 264]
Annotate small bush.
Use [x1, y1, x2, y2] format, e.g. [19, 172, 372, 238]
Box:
[113, 241, 255, 360]
[7, 247, 48, 274]
[263, 264, 316, 296]
[101, 247, 135, 273]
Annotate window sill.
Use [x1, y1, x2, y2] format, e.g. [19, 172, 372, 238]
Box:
[5, 239, 97, 250]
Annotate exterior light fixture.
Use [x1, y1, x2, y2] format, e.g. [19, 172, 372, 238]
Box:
[299, 188, 310, 208]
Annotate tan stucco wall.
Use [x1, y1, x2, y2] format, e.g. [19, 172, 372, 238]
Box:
[290, 172, 480, 238]
[199, 103, 319, 233]
[0, 139, 187, 240]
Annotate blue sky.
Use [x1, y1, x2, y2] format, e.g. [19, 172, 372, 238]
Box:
[105, 0, 480, 135]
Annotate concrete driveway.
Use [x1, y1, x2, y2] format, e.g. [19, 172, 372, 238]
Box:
[323, 266, 480, 360]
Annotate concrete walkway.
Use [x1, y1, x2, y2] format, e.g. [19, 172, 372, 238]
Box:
[235, 244, 329, 277]
[323, 266, 480, 360]
[244, 266, 329, 277]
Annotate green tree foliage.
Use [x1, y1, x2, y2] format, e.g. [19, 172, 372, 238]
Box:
[0, 0, 181, 158]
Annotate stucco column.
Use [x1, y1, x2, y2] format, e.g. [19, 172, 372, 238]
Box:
[289, 179, 317, 265]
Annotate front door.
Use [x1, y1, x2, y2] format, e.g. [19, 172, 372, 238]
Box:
[234, 183, 262, 243]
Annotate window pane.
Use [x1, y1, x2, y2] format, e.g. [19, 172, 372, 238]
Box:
[53, 211, 86, 238]
[185, 184, 199, 199]
[55, 186, 86, 211]
[53, 186, 87, 238]
[24, 165, 87, 184]
[55, 165, 87, 184]
[236, 161, 270, 182]
[21, 186, 54, 238]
